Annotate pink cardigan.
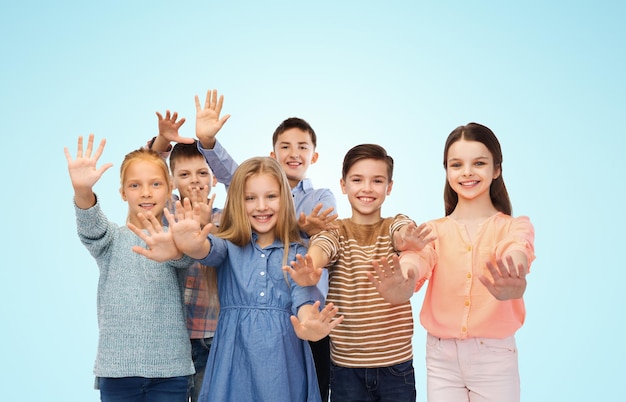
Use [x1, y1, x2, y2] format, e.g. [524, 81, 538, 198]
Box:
[403, 213, 535, 339]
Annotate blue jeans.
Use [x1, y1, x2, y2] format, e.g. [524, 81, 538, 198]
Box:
[190, 337, 213, 402]
[98, 376, 191, 402]
[330, 360, 416, 402]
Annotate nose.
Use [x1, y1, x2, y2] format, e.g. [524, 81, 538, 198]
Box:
[141, 185, 152, 197]
[257, 197, 269, 210]
[288, 148, 300, 160]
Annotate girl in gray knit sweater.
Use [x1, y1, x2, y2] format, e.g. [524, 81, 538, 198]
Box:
[65, 134, 195, 402]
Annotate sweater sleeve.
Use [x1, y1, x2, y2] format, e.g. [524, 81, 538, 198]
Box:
[75, 198, 116, 261]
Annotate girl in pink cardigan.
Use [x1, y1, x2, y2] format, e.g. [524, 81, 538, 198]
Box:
[373, 122, 535, 402]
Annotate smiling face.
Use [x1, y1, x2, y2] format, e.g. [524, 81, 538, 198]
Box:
[171, 155, 215, 200]
[120, 159, 171, 227]
[270, 127, 318, 188]
[445, 139, 500, 205]
[340, 158, 393, 224]
[244, 172, 281, 247]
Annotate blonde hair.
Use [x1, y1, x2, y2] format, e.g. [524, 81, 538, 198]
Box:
[120, 147, 172, 188]
[218, 157, 301, 265]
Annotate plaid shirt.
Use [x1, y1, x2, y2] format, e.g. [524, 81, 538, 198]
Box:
[184, 261, 219, 339]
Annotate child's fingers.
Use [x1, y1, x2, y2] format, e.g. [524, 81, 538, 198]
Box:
[131, 245, 151, 257]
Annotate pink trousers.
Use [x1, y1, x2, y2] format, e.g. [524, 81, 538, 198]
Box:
[426, 333, 520, 402]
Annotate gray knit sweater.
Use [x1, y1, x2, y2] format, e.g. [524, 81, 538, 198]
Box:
[75, 200, 195, 378]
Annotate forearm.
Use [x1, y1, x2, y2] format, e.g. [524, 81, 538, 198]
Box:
[308, 245, 330, 269]
[73, 187, 96, 209]
[151, 135, 171, 153]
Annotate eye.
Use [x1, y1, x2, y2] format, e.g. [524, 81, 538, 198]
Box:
[449, 162, 461, 168]
[475, 161, 486, 167]
[199, 171, 209, 177]
[178, 172, 189, 178]
[152, 182, 163, 188]
[267, 193, 278, 199]
[374, 178, 385, 184]
[128, 183, 139, 189]
[245, 196, 256, 201]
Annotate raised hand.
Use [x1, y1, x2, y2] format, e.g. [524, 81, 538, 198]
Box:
[187, 185, 217, 228]
[64, 134, 113, 209]
[297, 203, 338, 237]
[283, 253, 323, 287]
[480, 255, 528, 300]
[156, 110, 193, 144]
[167, 198, 214, 259]
[291, 301, 344, 341]
[394, 222, 436, 252]
[195, 89, 231, 149]
[367, 255, 415, 305]
[128, 210, 183, 262]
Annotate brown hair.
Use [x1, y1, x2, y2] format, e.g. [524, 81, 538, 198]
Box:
[169, 140, 207, 172]
[272, 117, 317, 148]
[342, 143, 394, 181]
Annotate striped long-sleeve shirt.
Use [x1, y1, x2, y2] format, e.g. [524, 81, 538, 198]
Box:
[311, 215, 414, 368]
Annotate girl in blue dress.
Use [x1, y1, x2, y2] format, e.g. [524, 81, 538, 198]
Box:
[132, 156, 343, 402]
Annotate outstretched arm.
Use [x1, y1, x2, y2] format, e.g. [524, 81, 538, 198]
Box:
[195, 89, 231, 149]
[291, 301, 344, 341]
[64, 134, 113, 209]
[283, 245, 330, 287]
[367, 254, 417, 305]
[480, 252, 528, 300]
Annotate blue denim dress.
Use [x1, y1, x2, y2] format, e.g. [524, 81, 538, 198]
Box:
[197, 234, 322, 402]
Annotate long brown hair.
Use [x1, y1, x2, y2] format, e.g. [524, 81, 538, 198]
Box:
[443, 122, 512, 216]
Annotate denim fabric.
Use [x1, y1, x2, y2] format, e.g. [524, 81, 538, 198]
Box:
[98, 376, 191, 402]
[190, 337, 213, 402]
[330, 360, 416, 402]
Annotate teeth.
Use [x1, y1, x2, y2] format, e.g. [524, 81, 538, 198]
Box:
[461, 181, 478, 186]
[359, 197, 375, 203]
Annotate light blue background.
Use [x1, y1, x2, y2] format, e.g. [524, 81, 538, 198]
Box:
[1, 1, 623, 401]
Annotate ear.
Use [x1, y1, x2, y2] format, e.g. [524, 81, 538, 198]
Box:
[386, 180, 394, 195]
[310, 151, 319, 165]
[119, 187, 127, 201]
[493, 165, 502, 180]
[212, 175, 218, 187]
[270, 151, 277, 160]
[340, 178, 347, 194]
